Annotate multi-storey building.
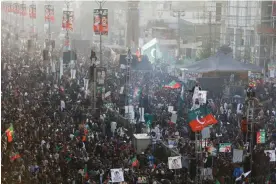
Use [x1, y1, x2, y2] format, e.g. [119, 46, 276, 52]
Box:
[139, 1, 221, 61]
[220, 1, 276, 69]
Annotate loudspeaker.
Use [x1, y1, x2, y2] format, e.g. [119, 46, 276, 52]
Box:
[43, 49, 49, 61]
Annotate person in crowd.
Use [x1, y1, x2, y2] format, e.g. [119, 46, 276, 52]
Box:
[2, 26, 276, 184]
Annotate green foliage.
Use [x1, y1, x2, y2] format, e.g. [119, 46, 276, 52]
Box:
[196, 44, 212, 61]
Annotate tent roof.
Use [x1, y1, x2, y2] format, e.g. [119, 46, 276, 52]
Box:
[185, 52, 262, 73]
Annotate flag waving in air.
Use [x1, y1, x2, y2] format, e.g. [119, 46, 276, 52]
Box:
[6, 123, 14, 142]
[133, 87, 141, 99]
[164, 80, 181, 89]
[141, 38, 162, 63]
[131, 156, 139, 167]
[188, 107, 217, 132]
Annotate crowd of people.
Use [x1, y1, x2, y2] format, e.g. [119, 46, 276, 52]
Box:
[2, 28, 276, 184]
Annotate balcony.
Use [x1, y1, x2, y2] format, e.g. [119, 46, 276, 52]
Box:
[256, 24, 276, 35]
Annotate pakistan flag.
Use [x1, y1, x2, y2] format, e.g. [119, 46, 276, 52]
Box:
[141, 38, 162, 63]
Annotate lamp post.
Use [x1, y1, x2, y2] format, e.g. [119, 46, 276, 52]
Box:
[96, 0, 106, 67]
[172, 10, 185, 62]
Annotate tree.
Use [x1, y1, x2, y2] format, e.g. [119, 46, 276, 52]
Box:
[196, 43, 212, 61]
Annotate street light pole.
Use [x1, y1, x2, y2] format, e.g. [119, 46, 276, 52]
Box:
[96, 0, 106, 67]
[172, 10, 185, 62]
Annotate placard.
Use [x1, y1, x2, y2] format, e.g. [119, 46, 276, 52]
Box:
[105, 91, 111, 98]
[198, 90, 207, 104]
[201, 127, 210, 139]
[168, 138, 178, 148]
[233, 149, 243, 163]
[168, 106, 174, 113]
[219, 143, 231, 152]
[96, 67, 106, 86]
[93, 9, 108, 35]
[62, 11, 74, 31]
[110, 168, 124, 183]
[264, 150, 276, 162]
[170, 113, 177, 123]
[137, 176, 148, 184]
[168, 156, 182, 169]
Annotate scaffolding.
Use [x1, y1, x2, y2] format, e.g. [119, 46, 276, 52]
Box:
[195, 132, 203, 184]
[124, 49, 132, 119]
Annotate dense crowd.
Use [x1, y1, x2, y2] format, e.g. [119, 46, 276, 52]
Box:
[2, 30, 276, 184]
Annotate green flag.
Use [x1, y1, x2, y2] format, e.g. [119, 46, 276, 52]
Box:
[141, 38, 162, 63]
[144, 113, 153, 127]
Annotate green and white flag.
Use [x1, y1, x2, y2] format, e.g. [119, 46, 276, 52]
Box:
[141, 38, 162, 63]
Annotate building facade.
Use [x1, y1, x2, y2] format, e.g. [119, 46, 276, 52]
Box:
[220, 0, 276, 69]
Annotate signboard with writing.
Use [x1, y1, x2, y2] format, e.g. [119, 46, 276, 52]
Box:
[183, 72, 202, 81]
[248, 71, 262, 86]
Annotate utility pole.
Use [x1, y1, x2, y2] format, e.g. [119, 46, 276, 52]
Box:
[96, 0, 106, 67]
[21, 1, 24, 34]
[48, 2, 52, 50]
[208, 11, 212, 54]
[172, 9, 185, 62]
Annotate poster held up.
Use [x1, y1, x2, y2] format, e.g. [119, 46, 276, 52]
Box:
[110, 168, 124, 183]
[168, 156, 182, 169]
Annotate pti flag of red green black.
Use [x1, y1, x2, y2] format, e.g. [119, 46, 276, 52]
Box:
[188, 107, 217, 132]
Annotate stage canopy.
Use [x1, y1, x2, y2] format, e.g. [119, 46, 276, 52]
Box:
[184, 51, 262, 73]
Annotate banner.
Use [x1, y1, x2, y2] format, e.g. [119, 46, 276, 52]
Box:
[8, 3, 13, 13]
[93, 9, 108, 35]
[62, 11, 74, 31]
[20, 4, 27, 16]
[273, 1, 276, 17]
[13, 3, 19, 14]
[256, 130, 266, 144]
[248, 71, 262, 86]
[2, 2, 6, 13]
[233, 149, 243, 163]
[264, 150, 276, 162]
[110, 168, 124, 183]
[96, 67, 106, 86]
[183, 72, 202, 81]
[168, 156, 182, 169]
[219, 143, 231, 152]
[29, 4, 36, 19]
[45, 5, 55, 22]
